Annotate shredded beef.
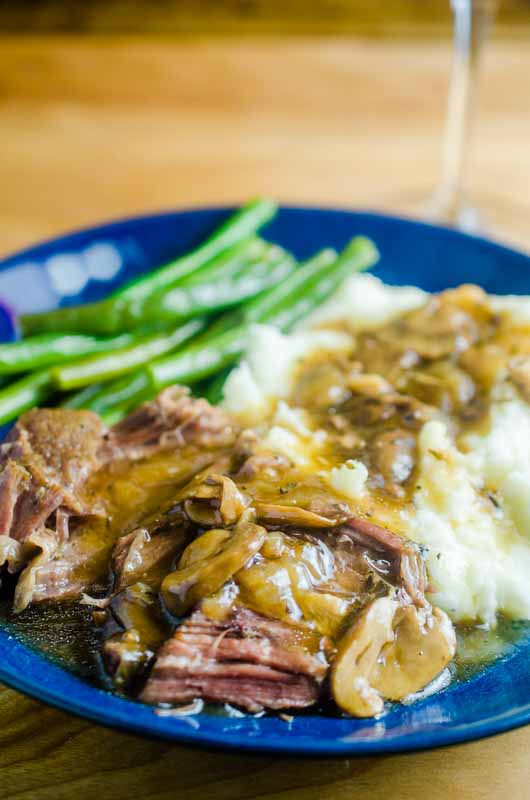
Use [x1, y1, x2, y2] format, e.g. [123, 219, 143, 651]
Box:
[340, 516, 427, 604]
[102, 387, 239, 462]
[0, 408, 106, 568]
[2, 389, 238, 610]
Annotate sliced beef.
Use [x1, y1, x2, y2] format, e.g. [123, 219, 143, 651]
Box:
[140, 607, 327, 712]
[18, 453, 221, 610]
[1, 408, 105, 511]
[102, 386, 239, 462]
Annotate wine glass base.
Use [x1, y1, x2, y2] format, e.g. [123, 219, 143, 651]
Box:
[425, 189, 483, 235]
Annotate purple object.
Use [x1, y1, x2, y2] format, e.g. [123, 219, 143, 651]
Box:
[0, 299, 18, 343]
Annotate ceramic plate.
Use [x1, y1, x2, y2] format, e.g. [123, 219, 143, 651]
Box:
[1, 206, 530, 756]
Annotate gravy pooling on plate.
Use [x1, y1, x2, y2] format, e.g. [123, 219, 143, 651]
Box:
[2, 275, 530, 717]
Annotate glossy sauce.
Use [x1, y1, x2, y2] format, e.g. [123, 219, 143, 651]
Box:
[3, 285, 530, 707]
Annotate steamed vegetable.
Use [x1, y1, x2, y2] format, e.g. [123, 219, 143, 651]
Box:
[79, 238, 377, 420]
[255, 236, 378, 332]
[0, 332, 136, 376]
[2, 200, 380, 430]
[20, 198, 277, 336]
[139, 244, 295, 329]
[0, 371, 54, 426]
[149, 237, 378, 392]
[52, 319, 205, 390]
[82, 371, 151, 418]
[61, 381, 106, 410]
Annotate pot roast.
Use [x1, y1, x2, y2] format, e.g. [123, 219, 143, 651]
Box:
[0, 382, 456, 716]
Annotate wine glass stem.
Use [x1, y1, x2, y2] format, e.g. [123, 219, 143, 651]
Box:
[436, 0, 497, 223]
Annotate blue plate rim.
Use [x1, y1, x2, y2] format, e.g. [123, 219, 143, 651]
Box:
[0, 625, 529, 756]
[1, 204, 530, 756]
[1, 202, 528, 269]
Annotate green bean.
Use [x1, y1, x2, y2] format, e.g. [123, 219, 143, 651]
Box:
[178, 236, 264, 288]
[148, 238, 379, 393]
[243, 247, 337, 324]
[84, 371, 152, 417]
[115, 236, 270, 330]
[202, 369, 232, 405]
[148, 327, 247, 392]
[72, 235, 379, 420]
[53, 318, 205, 391]
[61, 381, 107, 410]
[263, 236, 378, 331]
[139, 246, 295, 328]
[200, 248, 338, 338]
[117, 198, 277, 303]
[20, 238, 257, 337]
[0, 332, 136, 376]
[21, 199, 277, 336]
[0, 371, 54, 426]
[146, 251, 333, 391]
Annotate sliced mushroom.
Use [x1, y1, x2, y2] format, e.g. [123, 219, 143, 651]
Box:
[378, 295, 481, 360]
[178, 528, 231, 569]
[13, 528, 60, 613]
[102, 582, 170, 688]
[184, 474, 249, 527]
[161, 518, 266, 616]
[296, 589, 353, 637]
[112, 527, 189, 592]
[331, 596, 456, 717]
[371, 604, 456, 700]
[458, 341, 508, 392]
[260, 531, 287, 559]
[370, 428, 416, 496]
[254, 502, 336, 528]
[237, 560, 301, 622]
[331, 595, 398, 717]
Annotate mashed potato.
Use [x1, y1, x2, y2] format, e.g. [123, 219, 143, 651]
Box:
[404, 419, 530, 625]
[299, 272, 427, 331]
[222, 273, 530, 625]
[222, 324, 352, 423]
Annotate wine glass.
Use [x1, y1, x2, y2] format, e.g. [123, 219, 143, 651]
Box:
[428, 0, 499, 232]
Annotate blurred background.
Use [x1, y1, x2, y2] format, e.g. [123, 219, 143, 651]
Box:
[2, 1, 530, 34]
[1, 0, 529, 255]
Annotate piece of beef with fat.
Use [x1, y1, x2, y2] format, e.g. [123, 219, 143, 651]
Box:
[9, 389, 239, 610]
[0, 408, 105, 560]
[141, 607, 328, 712]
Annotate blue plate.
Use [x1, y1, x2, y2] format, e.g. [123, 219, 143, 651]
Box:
[1, 206, 530, 756]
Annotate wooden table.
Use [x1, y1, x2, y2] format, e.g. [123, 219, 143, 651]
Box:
[1, 35, 530, 798]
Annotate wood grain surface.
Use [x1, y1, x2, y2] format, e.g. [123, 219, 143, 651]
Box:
[1, 35, 530, 799]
